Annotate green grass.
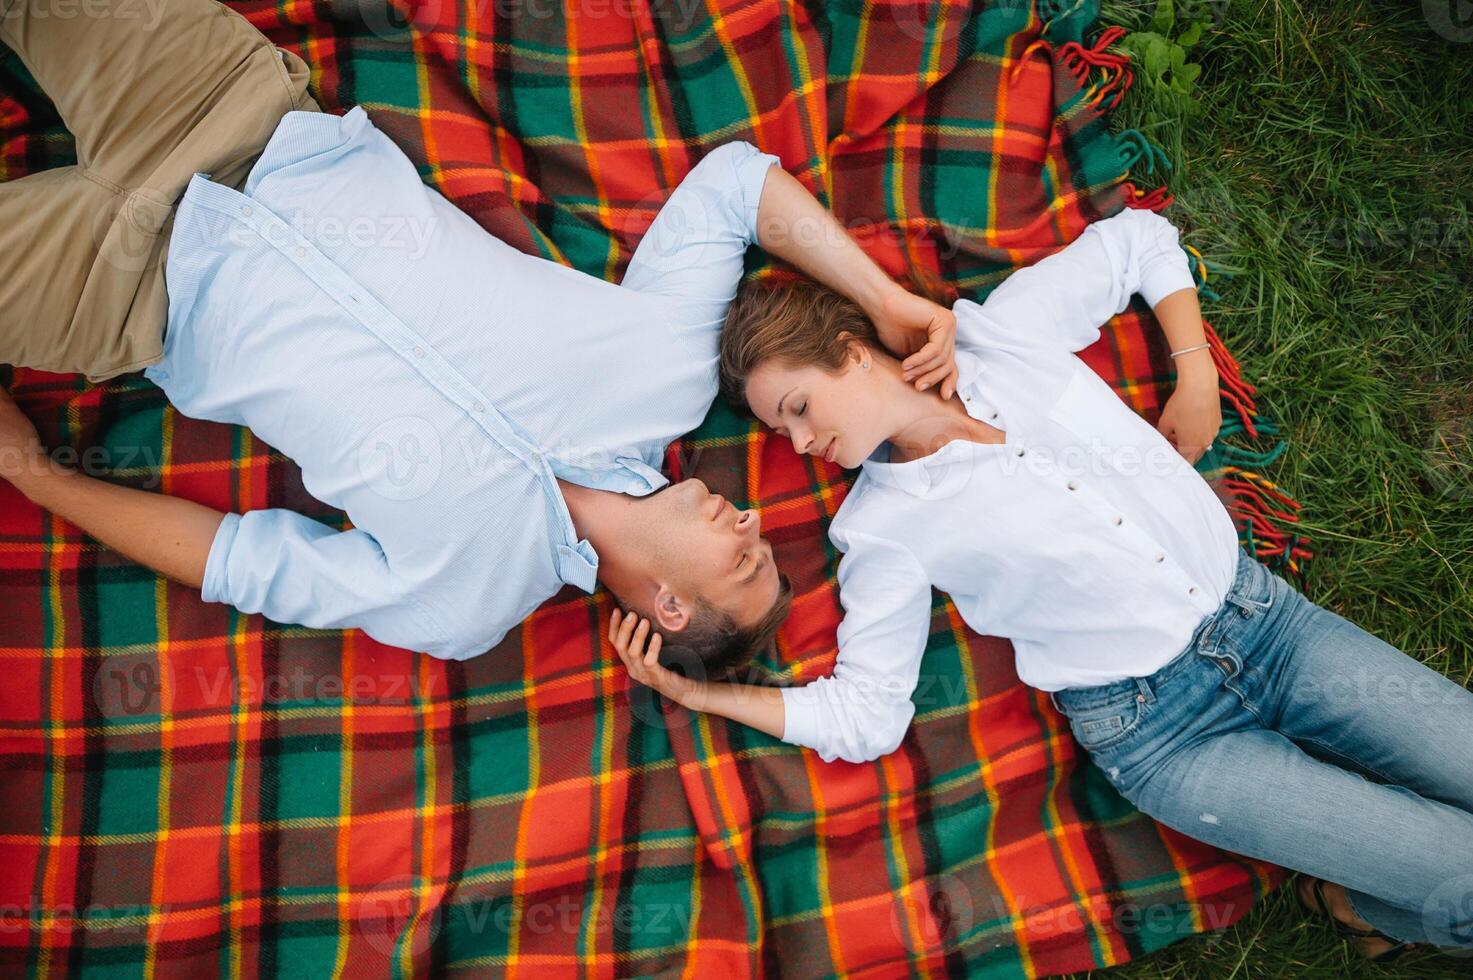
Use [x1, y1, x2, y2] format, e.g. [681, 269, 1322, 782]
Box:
[1056, 1, 1473, 976]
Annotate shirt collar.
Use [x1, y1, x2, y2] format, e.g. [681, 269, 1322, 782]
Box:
[857, 348, 991, 498]
[556, 541, 600, 592]
[954, 346, 985, 393]
[859, 440, 980, 497]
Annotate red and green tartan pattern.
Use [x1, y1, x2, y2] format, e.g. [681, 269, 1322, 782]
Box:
[0, 0, 1294, 975]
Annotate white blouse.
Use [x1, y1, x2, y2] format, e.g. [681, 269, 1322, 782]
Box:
[779, 208, 1240, 763]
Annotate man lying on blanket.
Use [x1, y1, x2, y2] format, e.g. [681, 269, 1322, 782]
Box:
[0, 0, 956, 671]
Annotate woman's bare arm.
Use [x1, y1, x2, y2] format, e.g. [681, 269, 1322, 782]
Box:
[1152, 285, 1222, 463]
[609, 609, 786, 737]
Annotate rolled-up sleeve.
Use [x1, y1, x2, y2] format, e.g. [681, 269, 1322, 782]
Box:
[779, 530, 933, 764]
[203, 508, 445, 654]
[618, 140, 780, 314]
[957, 207, 1198, 354]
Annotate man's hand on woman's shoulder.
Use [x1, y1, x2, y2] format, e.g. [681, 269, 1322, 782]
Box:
[871, 284, 960, 401]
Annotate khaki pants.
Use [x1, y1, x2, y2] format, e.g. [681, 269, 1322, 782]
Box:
[0, 0, 318, 382]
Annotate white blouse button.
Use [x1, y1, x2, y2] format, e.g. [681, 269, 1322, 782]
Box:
[472, 401, 484, 412]
[963, 394, 972, 402]
[1188, 586, 1198, 595]
[1155, 553, 1165, 563]
[295, 246, 307, 257]
[241, 205, 253, 216]
[1112, 516, 1123, 525]
[1015, 447, 1025, 457]
[413, 346, 425, 358]
[1066, 480, 1078, 491]
[990, 411, 999, 420]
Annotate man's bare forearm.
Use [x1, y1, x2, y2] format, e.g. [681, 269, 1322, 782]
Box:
[5, 449, 223, 589]
[754, 166, 900, 315]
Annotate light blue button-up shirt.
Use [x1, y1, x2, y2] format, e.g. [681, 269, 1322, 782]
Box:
[144, 106, 779, 659]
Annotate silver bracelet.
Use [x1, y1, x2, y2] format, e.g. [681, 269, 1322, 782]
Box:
[1169, 342, 1211, 359]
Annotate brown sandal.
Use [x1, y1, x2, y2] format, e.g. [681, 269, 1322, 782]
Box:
[1293, 873, 1420, 963]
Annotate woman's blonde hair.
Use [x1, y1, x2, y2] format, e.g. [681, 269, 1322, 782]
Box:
[718, 272, 956, 414]
[718, 279, 881, 414]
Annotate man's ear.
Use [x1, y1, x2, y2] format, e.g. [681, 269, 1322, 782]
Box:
[652, 584, 690, 634]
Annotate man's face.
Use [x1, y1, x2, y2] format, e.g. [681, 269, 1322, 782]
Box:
[642, 478, 780, 628]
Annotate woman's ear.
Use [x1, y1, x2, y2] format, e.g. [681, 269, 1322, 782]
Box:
[835, 331, 866, 367]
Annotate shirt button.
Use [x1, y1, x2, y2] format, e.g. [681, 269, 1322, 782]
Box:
[990, 412, 999, 420]
[241, 205, 253, 216]
[1066, 480, 1078, 491]
[963, 395, 972, 402]
[1015, 447, 1025, 457]
[295, 246, 307, 257]
[412, 346, 425, 358]
[1112, 516, 1123, 525]
[1154, 553, 1165, 563]
[472, 401, 484, 412]
[1188, 586, 1198, 595]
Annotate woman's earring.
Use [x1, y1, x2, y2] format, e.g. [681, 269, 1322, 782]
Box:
[862, 361, 870, 370]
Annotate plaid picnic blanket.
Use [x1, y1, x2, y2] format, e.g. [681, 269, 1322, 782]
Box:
[0, 0, 1302, 975]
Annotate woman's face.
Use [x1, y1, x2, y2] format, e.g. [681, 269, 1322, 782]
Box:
[744, 347, 894, 468]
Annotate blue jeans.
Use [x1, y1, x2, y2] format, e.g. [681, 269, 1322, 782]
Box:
[1050, 548, 1473, 949]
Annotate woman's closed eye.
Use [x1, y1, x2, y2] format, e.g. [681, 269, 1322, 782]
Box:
[796, 401, 807, 417]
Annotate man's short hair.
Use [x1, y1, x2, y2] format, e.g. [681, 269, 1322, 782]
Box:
[652, 573, 794, 682]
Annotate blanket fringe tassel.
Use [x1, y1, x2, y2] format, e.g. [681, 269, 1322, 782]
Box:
[1007, 25, 1135, 111]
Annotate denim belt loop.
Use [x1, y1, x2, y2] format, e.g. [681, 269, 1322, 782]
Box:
[1048, 689, 1064, 714]
[1134, 675, 1156, 705]
[1223, 568, 1270, 617]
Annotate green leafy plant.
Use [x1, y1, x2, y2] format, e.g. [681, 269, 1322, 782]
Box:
[1112, 0, 1211, 118]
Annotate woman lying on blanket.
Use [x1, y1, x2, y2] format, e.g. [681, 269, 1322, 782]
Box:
[610, 207, 1473, 963]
